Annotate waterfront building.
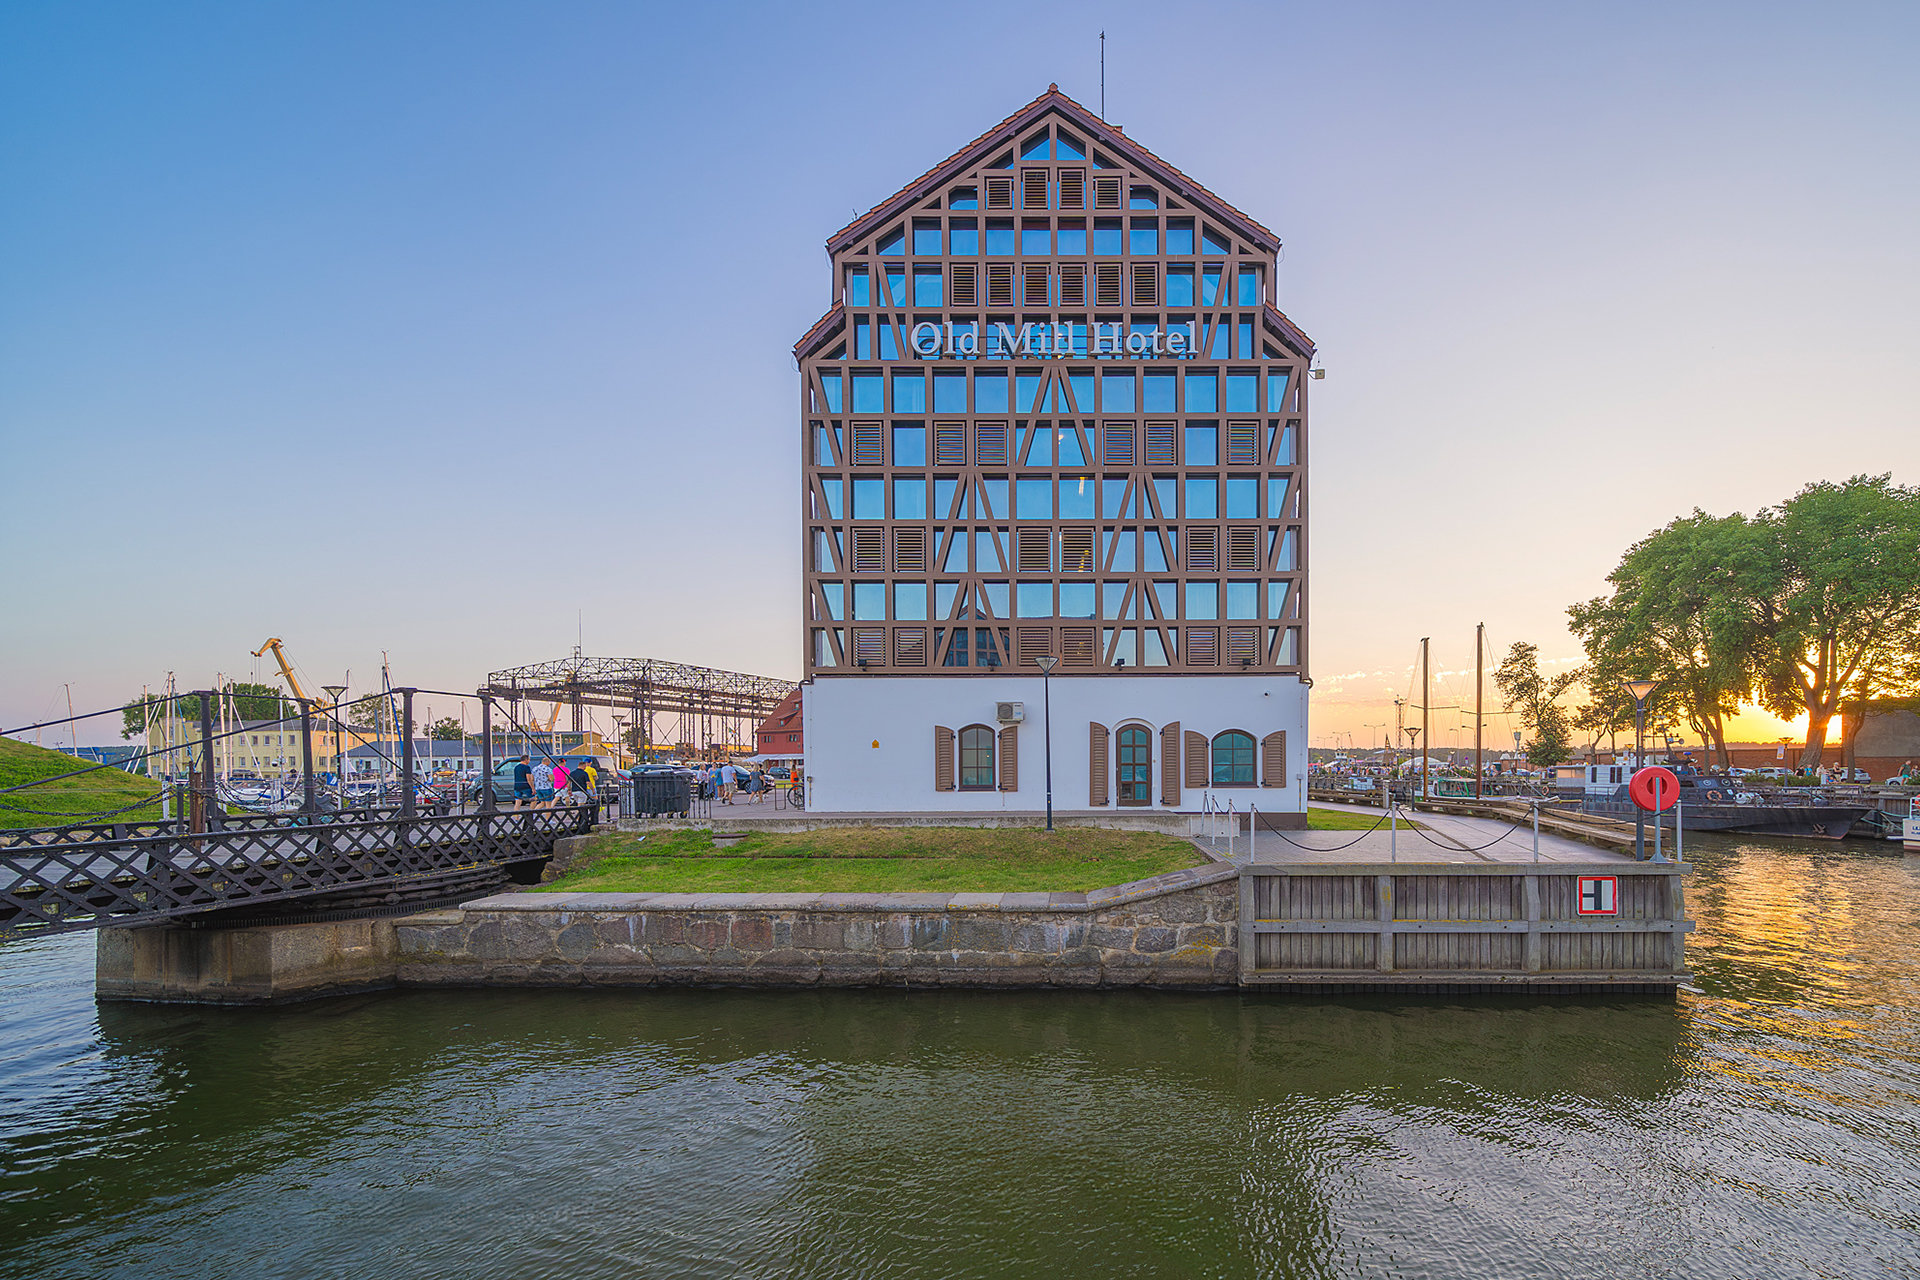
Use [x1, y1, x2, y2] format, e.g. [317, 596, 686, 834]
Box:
[796, 87, 1313, 818]
[754, 689, 805, 761]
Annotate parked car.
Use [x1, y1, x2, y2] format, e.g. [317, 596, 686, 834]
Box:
[470, 754, 613, 804]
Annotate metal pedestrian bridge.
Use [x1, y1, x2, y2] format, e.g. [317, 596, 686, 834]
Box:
[0, 804, 593, 940]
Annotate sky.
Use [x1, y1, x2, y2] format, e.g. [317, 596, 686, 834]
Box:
[2, 1, 1915, 750]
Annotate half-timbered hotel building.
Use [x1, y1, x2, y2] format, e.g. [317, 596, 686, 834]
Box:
[796, 87, 1313, 820]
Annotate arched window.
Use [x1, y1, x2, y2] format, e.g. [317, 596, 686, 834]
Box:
[1211, 730, 1256, 785]
[959, 725, 997, 790]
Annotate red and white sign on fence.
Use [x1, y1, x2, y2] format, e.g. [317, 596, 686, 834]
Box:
[1578, 876, 1618, 915]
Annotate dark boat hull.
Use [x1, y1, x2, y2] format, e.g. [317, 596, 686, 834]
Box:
[1578, 798, 1870, 840]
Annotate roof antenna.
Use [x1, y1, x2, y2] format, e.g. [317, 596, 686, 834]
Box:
[1099, 31, 1106, 120]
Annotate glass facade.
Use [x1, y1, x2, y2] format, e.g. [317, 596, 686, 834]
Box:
[800, 107, 1307, 675]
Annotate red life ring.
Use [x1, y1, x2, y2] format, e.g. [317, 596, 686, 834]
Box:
[1630, 766, 1681, 812]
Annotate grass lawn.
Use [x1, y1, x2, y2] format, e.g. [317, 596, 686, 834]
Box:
[0, 736, 163, 830]
[1306, 806, 1410, 831]
[541, 825, 1207, 894]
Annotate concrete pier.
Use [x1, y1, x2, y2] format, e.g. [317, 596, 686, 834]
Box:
[96, 918, 401, 1004]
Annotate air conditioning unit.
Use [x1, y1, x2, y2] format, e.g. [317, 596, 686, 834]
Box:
[995, 701, 1025, 724]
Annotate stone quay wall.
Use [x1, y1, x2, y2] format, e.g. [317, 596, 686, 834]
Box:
[393, 863, 1240, 990]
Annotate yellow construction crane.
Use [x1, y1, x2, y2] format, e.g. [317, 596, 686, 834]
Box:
[252, 638, 336, 710]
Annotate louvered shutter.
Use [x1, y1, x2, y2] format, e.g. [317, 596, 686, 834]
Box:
[986, 176, 1013, 209]
[1186, 527, 1218, 571]
[851, 527, 884, 573]
[1093, 176, 1121, 209]
[934, 421, 966, 467]
[1226, 420, 1260, 465]
[1017, 628, 1052, 667]
[1144, 421, 1176, 465]
[892, 527, 926, 572]
[1016, 527, 1052, 573]
[1226, 526, 1260, 571]
[1061, 627, 1096, 666]
[1160, 722, 1181, 806]
[1226, 627, 1261, 667]
[1023, 263, 1050, 307]
[1058, 167, 1086, 209]
[974, 420, 1008, 466]
[1184, 731, 1208, 789]
[1100, 421, 1135, 467]
[934, 726, 955, 791]
[1186, 627, 1220, 666]
[894, 628, 927, 666]
[852, 629, 885, 666]
[950, 263, 977, 308]
[1058, 263, 1086, 307]
[1262, 731, 1287, 787]
[1088, 722, 1109, 806]
[986, 263, 1014, 307]
[999, 725, 1019, 790]
[1094, 262, 1122, 306]
[1021, 167, 1049, 209]
[851, 420, 884, 466]
[1131, 264, 1159, 306]
[1059, 527, 1094, 573]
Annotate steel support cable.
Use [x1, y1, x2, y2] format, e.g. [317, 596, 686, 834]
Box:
[1242, 807, 1394, 852]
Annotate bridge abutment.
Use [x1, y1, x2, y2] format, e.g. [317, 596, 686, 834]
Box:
[96, 918, 400, 1004]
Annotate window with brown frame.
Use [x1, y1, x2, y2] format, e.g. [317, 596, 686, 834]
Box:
[1186, 527, 1218, 571]
[1021, 168, 1049, 210]
[892, 527, 927, 572]
[1057, 168, 1086, 210]
[1093, 176, 1122, 209]
[1144, 421, 1176, 465]
[1059, 264, 1086, 307]
[1131, 264, 1159, 306]
[1023, 263, 1050, 307]
[934, 421, 966, 467]
[959, 724, 996, 789]
[1059, 527, 1094, 573]
[986, 176, 1013, 209]
[975, 421, 1008, 466]
[851, 421, 884, 465]
[986, 263, 1014, 307]
[949, 263, 977, 308]
[1100, 421, 1135, 466]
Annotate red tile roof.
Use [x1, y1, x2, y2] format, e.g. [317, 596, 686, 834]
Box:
[827, 85, 1282, 255]
[791, 303, 846, 361]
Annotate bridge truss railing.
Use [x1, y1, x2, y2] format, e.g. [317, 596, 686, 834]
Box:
[0, 803, 594, 940]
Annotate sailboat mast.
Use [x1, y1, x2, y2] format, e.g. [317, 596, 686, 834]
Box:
[1421, 638, 1430, 802]
[1474, 622, 1485, 799]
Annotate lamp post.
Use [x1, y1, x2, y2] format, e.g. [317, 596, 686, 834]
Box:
[321, 684, 347, 810]
[1403, 726, 1420, 806]
[1622, 678, 1660, 860]
[1036, 655, 1058, 832]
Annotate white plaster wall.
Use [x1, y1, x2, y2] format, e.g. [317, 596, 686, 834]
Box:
[802, 674, 1308, 814]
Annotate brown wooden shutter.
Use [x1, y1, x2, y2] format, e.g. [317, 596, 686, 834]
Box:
[1226, 627, 1261, 667]
[974, 420, 1008, 466]
[893, 628, 927, 666]
[1184, 731, 1208, 789]
[1186, 626, 1220, 666]
[1100, 421, 1135, 467]
[1021, 167, 1049, 209]
[1059, 527, 1094, 573]
[1226, 419, 1260, 465]
[1186, 527, 1218, 571]
[1088, 722, 1109, 806]
[1143, 421, 1176, 465]
[1160, 722, 1181, 806]
[851, 527, 884, 573]
[934, 725, 955, 791]
[1262, 731, 1287, 787]
[1016, 527, 1052, 573]
[1057, 167, 1086, 209]
[852, 628, 885, 666]
[1058, 263, 1086, 307]
[1061, 627, 1096, 666]
[949, 263, 977, 308]
[1131, 263, 1159, 306]
[1226, 526, 1260, 572]
[1094, 261, 1122, 306]
[851, 420, 884, 465]
[1093, 176, 1122, 209]
[986, 175, 1013, 209]
[986, 262, 1014, 307]
[1017, 628, 1053, 667]
[999, 725, 1019, 790]
[1023, 263, 1050, 306]
[934, 421, 966, 467]
[891, 527, 927, 573]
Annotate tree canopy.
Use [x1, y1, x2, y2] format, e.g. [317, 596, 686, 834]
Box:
[121, 683, 287, 740]
[1493, 642, 1579, 767]
[427, 717, 464, 740]
[1570, 475, 1920, 769]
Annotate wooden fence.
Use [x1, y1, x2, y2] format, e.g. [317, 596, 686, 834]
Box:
[1237, 862, 1690, 989]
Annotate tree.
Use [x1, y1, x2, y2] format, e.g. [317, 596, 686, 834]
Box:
[1493, 642, 1579, 767]
[121, 683, 289, 739]
[1567, 511, 1761, 768]
[1742, 475, 1920, 769]
[427, 716, 464, 740]
[348, 696, 412, 741]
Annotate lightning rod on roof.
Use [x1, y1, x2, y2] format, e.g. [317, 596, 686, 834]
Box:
[1100, 31, 1106, 120]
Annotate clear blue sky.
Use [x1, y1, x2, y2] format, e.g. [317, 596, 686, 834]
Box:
[3, 1, 1915, 746]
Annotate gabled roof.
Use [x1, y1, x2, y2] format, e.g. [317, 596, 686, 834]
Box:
[792, 302, 845, 361]
[1263, 304, 1317, 360]
[827, 85, 1282, 255]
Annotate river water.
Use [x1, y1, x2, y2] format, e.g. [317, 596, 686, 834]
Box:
[2, 836, 1916, 1279]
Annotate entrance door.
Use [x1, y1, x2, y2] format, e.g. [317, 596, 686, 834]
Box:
[1117, 726, 1152, 806]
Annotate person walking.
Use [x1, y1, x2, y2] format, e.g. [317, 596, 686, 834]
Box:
[550, 759, 571, 806]
[511, 755, 534, 808]
[718, 760, 737, 805]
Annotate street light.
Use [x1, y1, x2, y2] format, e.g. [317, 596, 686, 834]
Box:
[1621, 678, 1660, 859]
[1402, 726, 1420, 804]
[321, 684, 347, 810]
[1035, 655, 1059, 832]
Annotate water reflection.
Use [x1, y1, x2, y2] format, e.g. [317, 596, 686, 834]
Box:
[0, 835, 1915, 1279]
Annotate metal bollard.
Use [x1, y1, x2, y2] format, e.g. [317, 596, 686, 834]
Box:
[1532, 800, 1540, 862]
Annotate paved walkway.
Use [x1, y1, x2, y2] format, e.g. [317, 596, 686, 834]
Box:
[1200, 801, 1633, 866]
